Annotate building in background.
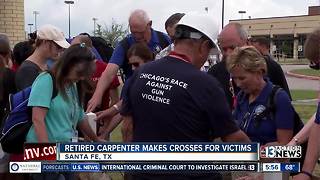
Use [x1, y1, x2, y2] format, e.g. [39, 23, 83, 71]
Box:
[0, 0, 25, 46]
[231, 6, 320, 59]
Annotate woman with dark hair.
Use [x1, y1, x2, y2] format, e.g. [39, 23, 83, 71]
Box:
[26, 43, 101, 144]
[0, 38, 16, 122]
[96, 42, 153, 141]
[127, 42, 154, 70]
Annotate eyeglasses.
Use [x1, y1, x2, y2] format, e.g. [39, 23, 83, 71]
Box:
[130, 21, 151, 36]
[219, 44, 236, 53]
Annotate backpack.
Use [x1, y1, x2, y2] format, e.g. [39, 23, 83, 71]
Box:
[257, 85, 307, 170]
[91, 36, 114, 63]
[0, 72, 58, 154]
[119, 31, 171, 82]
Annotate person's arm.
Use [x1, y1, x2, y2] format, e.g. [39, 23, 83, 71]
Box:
[87, 63, 119, 112]
[78, 116, 103, 142]
[27, 73, 54, 142]
[109, 87, 119, 107]
[268, 90, 294, 145]
[109, 73, 121, 106]
[121, 115, 133, 142]
[221, 130, 250, 142]
[98, 113, 123, 140]
[265, 130, 293, 146]
[293, 124, 320, 180]
[288, 113, 316, 146]
[96, 100, 122, 123]
[32, 107, 49, 142]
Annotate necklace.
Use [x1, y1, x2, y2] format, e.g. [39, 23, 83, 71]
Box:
[66, 84, 78, 128]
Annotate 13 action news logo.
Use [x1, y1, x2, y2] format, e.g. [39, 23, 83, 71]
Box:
[260, 146, 301, 158]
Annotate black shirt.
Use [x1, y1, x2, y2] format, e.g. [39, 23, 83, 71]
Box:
[15, 60, 42, 91]
[264, 55, 291, 99]
[122, 56, 239, 142]
[208, 56, 291, 110]
[0, 68, 16, 122]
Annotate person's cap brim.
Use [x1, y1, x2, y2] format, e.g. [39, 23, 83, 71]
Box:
[54, 40, 70, 49]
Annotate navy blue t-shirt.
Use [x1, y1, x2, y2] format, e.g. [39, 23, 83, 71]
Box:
[233, 80, 294, 144]
[109, 29, 171, 80]
[121, 56, 239, 142]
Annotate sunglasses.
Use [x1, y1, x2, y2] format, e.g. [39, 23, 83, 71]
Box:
[129, 62, 140, 68]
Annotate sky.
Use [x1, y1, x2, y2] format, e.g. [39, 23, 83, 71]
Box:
[24, 0, 320, 38]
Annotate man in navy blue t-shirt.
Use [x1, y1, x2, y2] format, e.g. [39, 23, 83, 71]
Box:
[87, 9, 171, 112]
[121, 14, 250, 180]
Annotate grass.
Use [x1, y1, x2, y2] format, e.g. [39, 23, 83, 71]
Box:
[277, 58, 309, 65]
[291, 68, 320, 77]
[293, 104, 317, 122]
[290, 89, 319, 101]
[290, 89, 318, 120]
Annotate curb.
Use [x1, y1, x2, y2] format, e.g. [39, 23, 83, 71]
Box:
[279, 63, 309, 65]
[286, 71, 320, 81]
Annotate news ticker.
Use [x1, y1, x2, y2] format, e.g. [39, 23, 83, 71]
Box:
[9, 162, 300, 173]
[23, 143, 302, 161]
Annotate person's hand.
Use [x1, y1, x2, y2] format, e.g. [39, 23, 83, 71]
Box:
[96, 109, 115, 124]
[287, 139, 297, 146]
[236, 176, 254, 180]
[97, 137, 107, 142]
[121, 118, 133, 142]
[97, 124, 110, 141]
[292, 173, 312, 180]
[86, 93, 102, 113]
[236, 173, 263, 180]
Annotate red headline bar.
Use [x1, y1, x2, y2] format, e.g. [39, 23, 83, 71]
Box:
[24, 143, 56, 161]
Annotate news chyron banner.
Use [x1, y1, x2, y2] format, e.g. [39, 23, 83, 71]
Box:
[9, 142, 302, 173]
[57, 143, 258, 161]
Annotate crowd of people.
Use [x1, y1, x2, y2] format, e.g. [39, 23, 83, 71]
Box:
[0, 8, 319, 180]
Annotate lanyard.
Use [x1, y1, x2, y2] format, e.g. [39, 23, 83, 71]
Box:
[229, 76, 237, 109]
[168, 51, 192, 63]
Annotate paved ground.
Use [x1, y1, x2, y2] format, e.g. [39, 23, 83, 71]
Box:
[282, 65, 319, 91]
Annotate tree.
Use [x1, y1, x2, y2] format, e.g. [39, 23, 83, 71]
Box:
[93, 19, 129, 48]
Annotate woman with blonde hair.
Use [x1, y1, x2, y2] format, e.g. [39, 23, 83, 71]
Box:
[227, 46, 294, 145]
[227, 46, 295, 179]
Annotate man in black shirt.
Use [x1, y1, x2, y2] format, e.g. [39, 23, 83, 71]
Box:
[121, 14, 250, 180]
[208, 23, 291, 110]
[249, 36, 291, 98]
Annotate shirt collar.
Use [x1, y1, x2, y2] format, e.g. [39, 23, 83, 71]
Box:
[250, 78, 273, 105]
[237, 78, 273, 106]
[129, 28, 158, 44]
